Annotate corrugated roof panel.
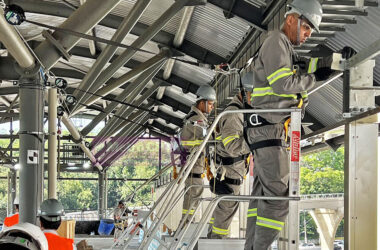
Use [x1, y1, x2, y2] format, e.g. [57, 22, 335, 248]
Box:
[307, 79, 343, 127]
[325, 5, 380, 84]
[42, 0, 182, 35]
[171, 56, 215, 86]
[185, 3, 251, 59]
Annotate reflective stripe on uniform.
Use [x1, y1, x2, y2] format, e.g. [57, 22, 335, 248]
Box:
[267, 68, 294, 85]
[181, 140, 203, 147]
[209, 217, 215, 224]
[212, 225, 229, 235]
[222, 135, 239, 147]
[182, 209, 195, 215]
[308, 58, 318, 73]
[301, 91, 308, 98]
[247, 208, 257, 218]
[251, 87, 297, 99]
[256, 216, 284, 231]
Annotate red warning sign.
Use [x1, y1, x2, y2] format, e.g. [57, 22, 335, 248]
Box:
[291, 131, 300, 162]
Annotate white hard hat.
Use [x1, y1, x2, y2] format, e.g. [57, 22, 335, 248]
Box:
[286, 0, 323, 33]
[13, 195, 19, 205]
[0, 223, 48, 250]
[196, 85, 216, 101]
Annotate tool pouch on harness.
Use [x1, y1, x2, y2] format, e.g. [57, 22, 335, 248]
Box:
[209, 177, 234, 195]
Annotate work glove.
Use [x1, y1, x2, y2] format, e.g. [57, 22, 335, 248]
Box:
[209, 177, 233, 195]
[314, 67, 334, 81]
[340, 46, 357, 60]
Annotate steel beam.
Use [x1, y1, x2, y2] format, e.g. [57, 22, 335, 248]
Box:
[0, 9, 35, 69]
[33, 0, 121, 69]
[92, 108, 149, 151]
[77, 51, 169, 112]
[72, 0, 152, 110]
[104, 129, 144, 167]
[208, 0, 266, 31]
[163, 6, 195, 80]
[346, 38, 380, 69]
[98, 75, 163, 139]
[99, 115, 149, 165]
[81, 0, 205, 107]
[81, 57, 166, 136]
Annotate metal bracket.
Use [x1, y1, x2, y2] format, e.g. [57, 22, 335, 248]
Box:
[42, 30, 71, 61]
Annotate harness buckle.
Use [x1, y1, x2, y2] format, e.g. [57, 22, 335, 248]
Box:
[249, 114, 262, 126]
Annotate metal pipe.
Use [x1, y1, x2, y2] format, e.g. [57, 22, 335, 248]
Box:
[0, 9, 35, 69]
[85, 0, 196, 101]
[162, 6, 194, 80]
[76, 52, 168, 112]
[48, 88, 57, 199]
[72, 0, 152, 110]
[34, 0, 121, 69]
[61, 113, 102, 171]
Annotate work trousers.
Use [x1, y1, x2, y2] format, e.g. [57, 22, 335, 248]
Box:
[207, 183, 241, 239]
[244, 124, 289, 250]
[180, 176, 204, 225]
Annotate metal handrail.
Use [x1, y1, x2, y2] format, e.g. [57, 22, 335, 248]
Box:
[138, 108, 301, 249]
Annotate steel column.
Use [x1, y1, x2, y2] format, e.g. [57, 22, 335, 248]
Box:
[48, 88, 57, 199]
[10, 169, 17, 214]
[72, 0, 152, 111]
[19, 73, 45, 224]
[34, 0, 121, 69]
[98, 171, 106, 219]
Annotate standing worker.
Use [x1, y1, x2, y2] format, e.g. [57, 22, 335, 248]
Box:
[244, 0, 356, 249]
[179, 84, 216, 224]
[207, 72, 253, 239]
[2, 196, 19, 230]
[38, 198, 76, 250]
[113, 199, 131, 241]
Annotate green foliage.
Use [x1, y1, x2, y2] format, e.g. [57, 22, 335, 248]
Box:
[301, 147, 344, 194]
[300, 147, 345, 240]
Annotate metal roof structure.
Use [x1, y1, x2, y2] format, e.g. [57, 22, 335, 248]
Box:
[0, 0, 379, 172]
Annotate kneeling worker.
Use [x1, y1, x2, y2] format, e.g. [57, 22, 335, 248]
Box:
[207, 72, 253, 238]
[38, 198, 76, 250]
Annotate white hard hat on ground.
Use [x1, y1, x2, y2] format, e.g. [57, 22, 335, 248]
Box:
[0, 222, 48, 250]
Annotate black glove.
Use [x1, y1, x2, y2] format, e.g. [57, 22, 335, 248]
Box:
[209, 177, 233, 195]
[314, 67, 334, 81]
[341, 46, 357, 60]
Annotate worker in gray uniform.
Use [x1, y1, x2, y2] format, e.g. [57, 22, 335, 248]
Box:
[243, 0, 355, 249]
[207, 72, 254, 239]
[179, 84, 216, 223]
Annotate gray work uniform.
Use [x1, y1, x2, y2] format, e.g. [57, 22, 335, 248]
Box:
[179, 106, 208, 221]
[244, 30, 317, 250]
[207, 96, 250, 239]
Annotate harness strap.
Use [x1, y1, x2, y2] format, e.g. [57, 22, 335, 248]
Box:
[215, 154, 248, 166]
[249, 139, 284, 151]
[217, 174, 242, 185]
